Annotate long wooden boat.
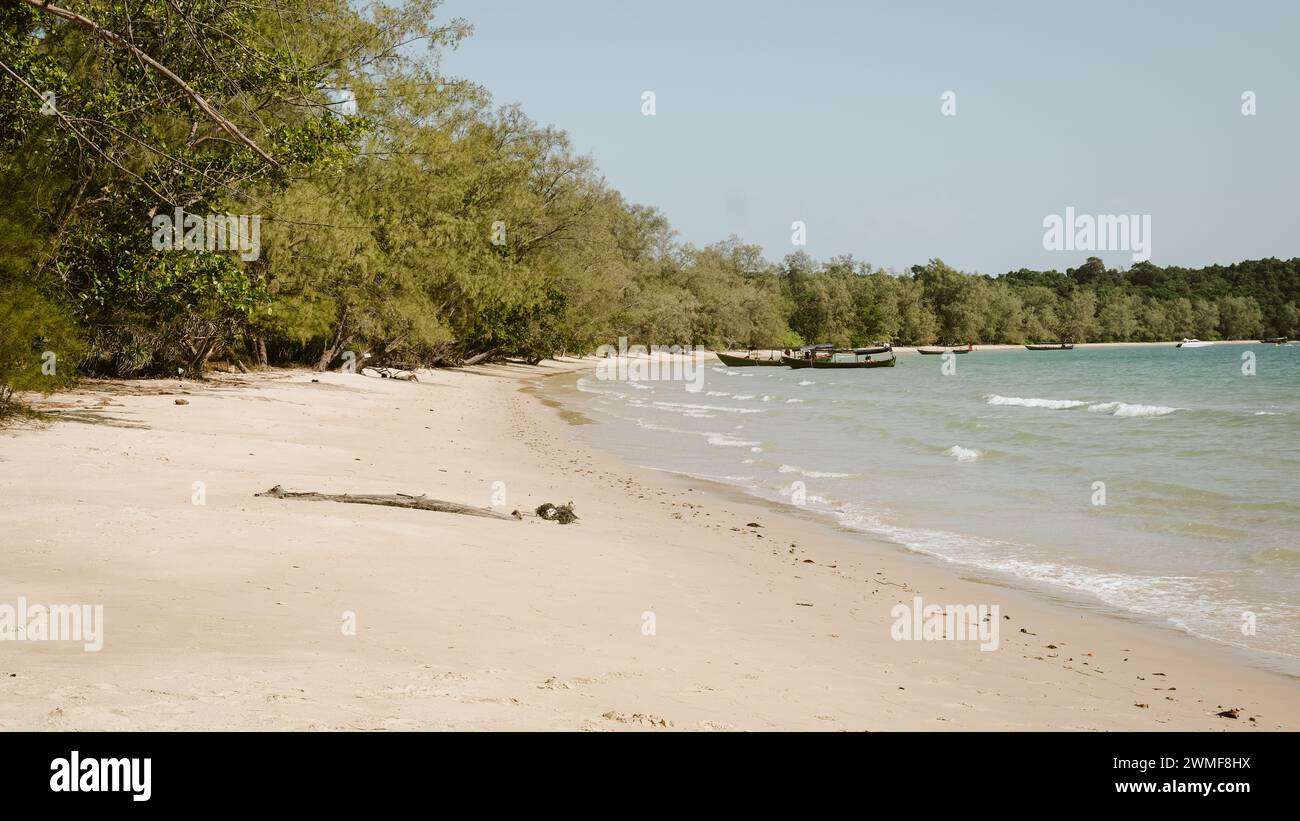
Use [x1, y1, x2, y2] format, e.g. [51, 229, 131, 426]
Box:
[1025, 343, 1074, 351]
[919, 345, 973, 355]
[1260, 337, 1289, 344]
[715, 351, 785, 367]
[808, 355, 896, 369]
[782, 350, 896, 369]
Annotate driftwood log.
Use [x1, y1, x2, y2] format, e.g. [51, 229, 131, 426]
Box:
[360, 366, 419, 382]
[255, 485, 516, 520]
[256, 486, 579, 524]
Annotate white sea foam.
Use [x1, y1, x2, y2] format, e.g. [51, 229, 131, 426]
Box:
[797, 380, 816, 386]
[652, 401, 764, 415]
[778, 464, 858, 479]
[946, 445, 983, 462]
[706, 433, 760, 448]
[1088, 401, 1180, 417]
[985, 394, 1086, 410]
[831, 503, 1289, 659]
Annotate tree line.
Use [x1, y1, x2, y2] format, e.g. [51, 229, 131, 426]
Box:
[2, 1, 1297, 414]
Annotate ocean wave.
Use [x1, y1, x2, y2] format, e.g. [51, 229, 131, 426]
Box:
[986, 394, 1086, 410]
[797, 380, 816, 386]
[785, 398, 803, 403]
[986, 393, 1181, 417]
[1088, 401, 1180, 417]
[778, 464, 860, 479]
[651, 401, 765, 415]
[705, 433, 760, 448]
[945, 445, 983, 462]
[831, 504, 1296, 659]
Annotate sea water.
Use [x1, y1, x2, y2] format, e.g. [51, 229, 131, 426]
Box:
[555, 345, 1300, 670]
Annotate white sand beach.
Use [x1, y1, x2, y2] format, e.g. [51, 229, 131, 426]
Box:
[0, 360, 1295, 730]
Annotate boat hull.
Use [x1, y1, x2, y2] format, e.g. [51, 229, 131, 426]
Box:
[715, 351, 785, 366]
[807, 355, 897, 369]
[1025, 344, 1074, 351]
[714, 352, 757, 367]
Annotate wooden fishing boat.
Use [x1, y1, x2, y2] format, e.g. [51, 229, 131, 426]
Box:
[715, 351, 785, 367]
[781, 355, 812, 369]
[1025, 343, 1074, 351]
[782, 344, 895, 369]
[808, 355, 896, 369]
[1260, 337, 1289, 345]
[919, 345, 973, 355]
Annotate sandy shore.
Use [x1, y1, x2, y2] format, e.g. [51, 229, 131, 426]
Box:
[0, 359, 1295, 730]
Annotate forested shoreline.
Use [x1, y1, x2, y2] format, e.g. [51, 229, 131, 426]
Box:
[2, 1, 1297, 413]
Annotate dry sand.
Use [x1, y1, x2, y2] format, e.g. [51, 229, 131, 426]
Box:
[0, 359, 1295, 730]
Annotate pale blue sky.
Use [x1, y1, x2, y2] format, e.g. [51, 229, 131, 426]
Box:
[435, 0, 1300, 274]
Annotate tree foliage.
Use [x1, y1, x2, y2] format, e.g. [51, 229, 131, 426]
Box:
[2, 2, 1297, 413]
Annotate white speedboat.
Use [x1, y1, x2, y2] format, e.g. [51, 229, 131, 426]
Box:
[1177, 338, 1213, 348]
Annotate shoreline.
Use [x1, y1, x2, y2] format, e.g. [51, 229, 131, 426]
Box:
[725, 340, 1284, 355]
[0, 361, 1295, 730]
[541, 359, 1300, 678]
[534, 362, 1300, 681]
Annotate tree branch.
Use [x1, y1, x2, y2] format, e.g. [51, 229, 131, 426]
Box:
[22, 0, 280, 167]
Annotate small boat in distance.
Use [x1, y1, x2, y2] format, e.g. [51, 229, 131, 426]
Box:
[1177, 339, 1213, 348]
[918, 344, 973, 355]
[715, 351, 786, 367]
[1260, 337, 1289, 345]
[1025, 343, 1074, 351]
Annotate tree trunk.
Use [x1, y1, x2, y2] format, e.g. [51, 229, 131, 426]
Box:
[318, 307, 350, 371]
[462, 347, 499, 366]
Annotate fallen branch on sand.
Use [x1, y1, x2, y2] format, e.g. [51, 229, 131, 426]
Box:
[360, 366, 419, 381]
[254, 486, 580, 524]
[255, 485, 516, 520]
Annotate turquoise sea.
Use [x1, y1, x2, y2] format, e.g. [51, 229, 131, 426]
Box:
[555, 344, 1300, 670]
